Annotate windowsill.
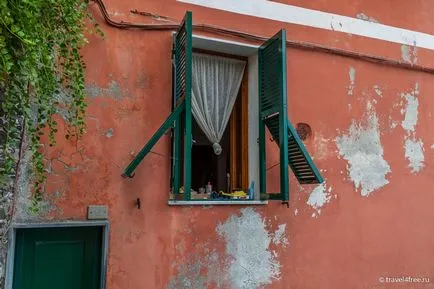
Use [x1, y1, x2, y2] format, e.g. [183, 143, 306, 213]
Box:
[168, 200, 268, 206]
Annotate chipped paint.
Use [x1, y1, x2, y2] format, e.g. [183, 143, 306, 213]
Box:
[169, 209, 286, 289]
[389, 115, 398, 129]
[356, 13, 379, 23]
[336, 102, 391, 196]
[105, 128, 114, 138]
[294, 209, 298, 216]
[401, 44, 418, 64]
[404, 139, 424, 173]
[401, 85, 419, 133]
[307, 183, 331, 215]
[272, 224, 289, 247]
[347, 67, 356, 95]
[373, 85, 383, 97]
[168, 254, 208, 289]
[431, 144, 434, 149]
[216, 208, 281, 289]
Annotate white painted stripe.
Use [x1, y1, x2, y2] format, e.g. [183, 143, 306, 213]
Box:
[178, 0, 434, 51]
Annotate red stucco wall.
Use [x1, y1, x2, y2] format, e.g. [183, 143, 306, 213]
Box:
[32, 1, 434, 288]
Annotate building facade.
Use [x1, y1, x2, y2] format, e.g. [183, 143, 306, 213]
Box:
[7, 0, 434, 288]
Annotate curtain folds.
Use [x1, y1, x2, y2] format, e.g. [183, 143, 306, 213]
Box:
[191, 53, 246, 155]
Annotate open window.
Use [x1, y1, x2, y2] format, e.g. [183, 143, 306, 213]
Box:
[188, 51, 249, 199]
[122, 11, 323, 205]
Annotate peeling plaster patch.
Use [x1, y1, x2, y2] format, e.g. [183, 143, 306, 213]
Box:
[336, 103, 391, 196]
[347, 67, 356, 95]
[105, 128, 114, 138]
[272, 224, 289, 247]
[431, 144, 434, 149]
[86, 80, 124, 99]
[400, 84, 424, 173]
[14, 149, 33, 221]
[373, 85, 383, 97]
[401, 86, 419, 132]
[356, 13, 379, 23]
[307, 183, 331, 215]
[404, 139, 424, 173]
[294, 209, 298, 216]
[216, 208, 281, 289]
[401, 44, 418, 64]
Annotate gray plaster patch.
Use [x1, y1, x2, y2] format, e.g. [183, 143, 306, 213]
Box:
[400, 84, 424, 173]
[14, 147, 34, 221]
[401, 85, 419, 133]
[307, 183, 331, 215]
[272, 224, 289, 247]
[404, 138, 424, 173]
[347, 67, 356, 96]
[401, 44, 418, 64]
[336, 103, 391, 196]
[86, 80, 123, 99]
[216, 208, 281, 289]
[53, 88, 75, 121]
[356, 13, 379, 23]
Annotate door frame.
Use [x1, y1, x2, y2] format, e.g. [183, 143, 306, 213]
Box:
[5, 221, 109, 289]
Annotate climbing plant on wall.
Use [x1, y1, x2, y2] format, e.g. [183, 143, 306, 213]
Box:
[0, 0, 102, 212]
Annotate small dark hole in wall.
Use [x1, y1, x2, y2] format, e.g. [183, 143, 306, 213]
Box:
[296, 123, 312, 140]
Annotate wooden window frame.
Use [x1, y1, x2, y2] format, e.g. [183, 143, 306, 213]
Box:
[229, 68, 249, 192]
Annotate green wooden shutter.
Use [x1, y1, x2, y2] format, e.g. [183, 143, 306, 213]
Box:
[122, 12, 193, 201]
[172, 11, 193, 200]
[258, 29, 323, 203]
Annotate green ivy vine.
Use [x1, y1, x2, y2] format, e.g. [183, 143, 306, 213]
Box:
[0, 0, 102, 213]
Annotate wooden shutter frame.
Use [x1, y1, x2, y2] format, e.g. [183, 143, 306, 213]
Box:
[258, 29, 289, 202]
[121, 12, 193, 202]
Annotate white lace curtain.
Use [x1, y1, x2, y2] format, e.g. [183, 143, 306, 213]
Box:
[191, 53, 246, 155]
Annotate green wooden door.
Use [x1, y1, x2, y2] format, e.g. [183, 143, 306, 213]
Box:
[13, 226, 103, 289]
